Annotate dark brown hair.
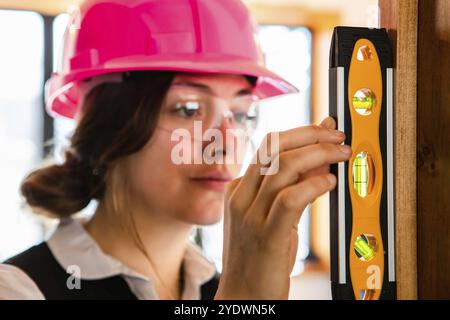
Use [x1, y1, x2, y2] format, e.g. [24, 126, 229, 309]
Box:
[21, 71, 177, 218]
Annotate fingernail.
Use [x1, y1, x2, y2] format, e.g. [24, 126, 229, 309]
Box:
[339, 145, 352, 155]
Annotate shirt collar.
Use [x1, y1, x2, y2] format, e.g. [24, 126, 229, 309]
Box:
[47, 217, 217, 291]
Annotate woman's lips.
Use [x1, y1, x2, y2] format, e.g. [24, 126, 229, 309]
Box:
[190, 171, 232, 192]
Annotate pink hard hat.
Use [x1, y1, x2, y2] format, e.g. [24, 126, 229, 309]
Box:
[46, 0, 299, 119]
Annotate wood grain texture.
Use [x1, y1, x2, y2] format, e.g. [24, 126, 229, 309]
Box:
[417, 0, 450, 299]
[380, 0, 419, 300]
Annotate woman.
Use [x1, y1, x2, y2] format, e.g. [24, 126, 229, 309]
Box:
[0, 0, 351, 300]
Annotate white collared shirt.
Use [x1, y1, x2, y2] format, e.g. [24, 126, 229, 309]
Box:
[0, 218, 217, 300]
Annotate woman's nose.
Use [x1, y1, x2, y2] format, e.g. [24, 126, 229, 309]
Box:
[218, 113, 234, 132]
[202, 115, 236, 158]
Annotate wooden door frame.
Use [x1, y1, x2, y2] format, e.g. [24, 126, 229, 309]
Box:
[379, 0, 419, 300]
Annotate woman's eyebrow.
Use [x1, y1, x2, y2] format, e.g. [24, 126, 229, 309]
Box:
[172, 81, 213, 94]
[172, 81, 253, 97]
[235, 88, 253, 96]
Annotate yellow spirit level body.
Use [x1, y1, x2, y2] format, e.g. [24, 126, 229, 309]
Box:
[329, 27, 396, 300]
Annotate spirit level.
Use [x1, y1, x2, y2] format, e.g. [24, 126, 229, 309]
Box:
[329, 27, 396, 300]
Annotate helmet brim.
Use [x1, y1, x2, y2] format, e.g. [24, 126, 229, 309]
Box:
[47, 53, 299, 119]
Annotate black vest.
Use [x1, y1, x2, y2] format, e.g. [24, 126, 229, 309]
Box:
[4, 242, 219, 300]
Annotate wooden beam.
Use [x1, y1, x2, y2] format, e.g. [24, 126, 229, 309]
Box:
[417, 0, 450, 299]
[379, 0, 419, 299]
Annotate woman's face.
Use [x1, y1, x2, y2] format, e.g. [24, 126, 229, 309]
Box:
[125, 73, 255, 225]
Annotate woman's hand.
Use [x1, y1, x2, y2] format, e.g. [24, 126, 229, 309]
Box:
[216, 117, 351, 299]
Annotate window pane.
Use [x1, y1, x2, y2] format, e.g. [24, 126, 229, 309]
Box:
[0, 10, 45, 260]
[53, 13, 69, 73]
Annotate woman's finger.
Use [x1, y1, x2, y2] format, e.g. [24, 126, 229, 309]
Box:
[248, 143, 351, 218]
[231, 124, 345, 214]
[296, 117, 336, 180]
[265, 173, 337, 238]
[299, 164, 330, 180]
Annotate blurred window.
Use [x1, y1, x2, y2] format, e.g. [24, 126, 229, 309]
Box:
[0, 10, 45, 260]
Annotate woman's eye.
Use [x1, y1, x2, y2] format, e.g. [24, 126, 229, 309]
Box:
[173, 101, 201, 117]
